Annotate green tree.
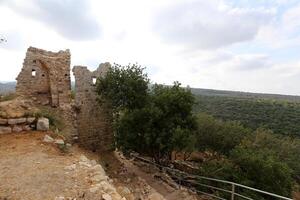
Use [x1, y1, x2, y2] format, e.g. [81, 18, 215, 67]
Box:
[239, 128, 300, 181]
[96, 64, 197, 163]
[195, 113, 251, 155]
[230, 147, 293, 197]
[96, 63, 149, 112]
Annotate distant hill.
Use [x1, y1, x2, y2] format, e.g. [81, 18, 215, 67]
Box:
[0, 81, 75, 94]
[0, 82, 16, 94]
[191, 88, 300, 102]
[193, 92, 300, 137]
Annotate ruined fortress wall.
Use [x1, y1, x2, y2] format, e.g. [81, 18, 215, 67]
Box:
[73, 63, 113, 151]
[16, 47, 71, 107]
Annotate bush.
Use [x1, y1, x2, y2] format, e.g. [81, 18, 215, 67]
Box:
[230, 147, 293, 198]
[114, 83, 197, 162]
[97, 63, 149, 111]
[97, 64, 197, 163]
[239, 129, 300, 181]
[28, 108, 63, 131]
[195, 113, 251, 155]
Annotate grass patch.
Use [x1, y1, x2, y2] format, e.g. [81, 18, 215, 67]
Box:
[0, 93, 17, 102]
[25, 108, 64, 131]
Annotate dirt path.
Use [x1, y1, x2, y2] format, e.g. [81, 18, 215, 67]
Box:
[0, 132, 124, 200]
[0, 132, 200, 200]
[99, 152, 200, 200]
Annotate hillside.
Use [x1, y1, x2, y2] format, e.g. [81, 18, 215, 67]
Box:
[0, 82, 75, 94]
[0, 82, 16, 94]
[2, 81, 300, 136]
[194, 95, 300, 136]
[191, 88, 300, 102]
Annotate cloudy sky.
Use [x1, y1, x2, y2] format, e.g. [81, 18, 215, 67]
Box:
[0, 0, 300, 95]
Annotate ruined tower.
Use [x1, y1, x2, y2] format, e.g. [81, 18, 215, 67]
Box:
[16, 47, 71, 107]
[73, 63, 113, 151]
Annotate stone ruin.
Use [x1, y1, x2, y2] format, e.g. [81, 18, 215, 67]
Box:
[73, 63, 113, 151]
[12, 47, 113, 151]
[16, 47, 71, 107]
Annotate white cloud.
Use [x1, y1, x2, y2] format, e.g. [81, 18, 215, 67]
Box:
[1, 0, 101, 41]
[0, 0, 300, 95]
[154, 0, 275, 49]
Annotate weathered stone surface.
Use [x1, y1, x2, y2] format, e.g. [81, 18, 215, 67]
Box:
[16, 47, 71, 107]
[80, 155, 89, 162]
[89, 186, 99, 193]
[64, 164, 76, 171]
[117, 186, 134, 200]
[26, 117, 36, 123]
[0, 126, 12, 134]
[147, 192, 166, 200]
[43, 134, 54, 143]
[102, 193, 112, 200]
[73, 63, 113, 152]
[8, 118, 26, 125]
[12, 126, 23, 133]
[91, 174, 108, 183]
[0, 118, 7, 125]
[23, 125, 32, 131]
[54, 139, 64, 145]
[37, 118, 49, 131]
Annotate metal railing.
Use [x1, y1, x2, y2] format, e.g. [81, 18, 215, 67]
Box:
[130, 154, 293, 200]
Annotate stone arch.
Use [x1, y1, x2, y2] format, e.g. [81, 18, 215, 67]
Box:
[33, 59, 52, 105]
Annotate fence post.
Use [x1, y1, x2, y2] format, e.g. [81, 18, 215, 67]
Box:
[231, 184, 235, 200]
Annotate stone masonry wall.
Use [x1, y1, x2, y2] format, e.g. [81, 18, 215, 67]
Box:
[0, 117, 36, 134]
[16, 47, 71, 107]
[73, 63, 113, 151]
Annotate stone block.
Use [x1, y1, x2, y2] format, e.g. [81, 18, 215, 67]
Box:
[37, 118, 49, 131]
[54, 139, 64, 145]
[26, 117, 36, 124]
[0, 126, 12, 134]
[23, 125, 32, 131]
[8, 118, 27, 125]
[0, 118, 7, 125]
[43, 134, 54, 143]
[12, 126, 23, 133]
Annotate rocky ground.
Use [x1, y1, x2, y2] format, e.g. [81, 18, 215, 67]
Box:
[0, 132, 199, 200]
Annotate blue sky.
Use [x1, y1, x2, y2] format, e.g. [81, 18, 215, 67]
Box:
[0, 0, 300, 95]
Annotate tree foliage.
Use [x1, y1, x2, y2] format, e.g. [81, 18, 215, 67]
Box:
[194, 95, 300, 137]
[196, 113, 251, 155]
[97, 63, 149, 111]
[96, 64, 197, 162]
[97, 63, 298, 197]
[196, 114, 298, 198]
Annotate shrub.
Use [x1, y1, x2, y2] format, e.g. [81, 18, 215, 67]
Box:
[96, 64, 197, 163]
[239, 128, 300, 181]
[230, 147, 293, 198]
[28, 108, 63, 131]
[195, 113, 251, 155]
